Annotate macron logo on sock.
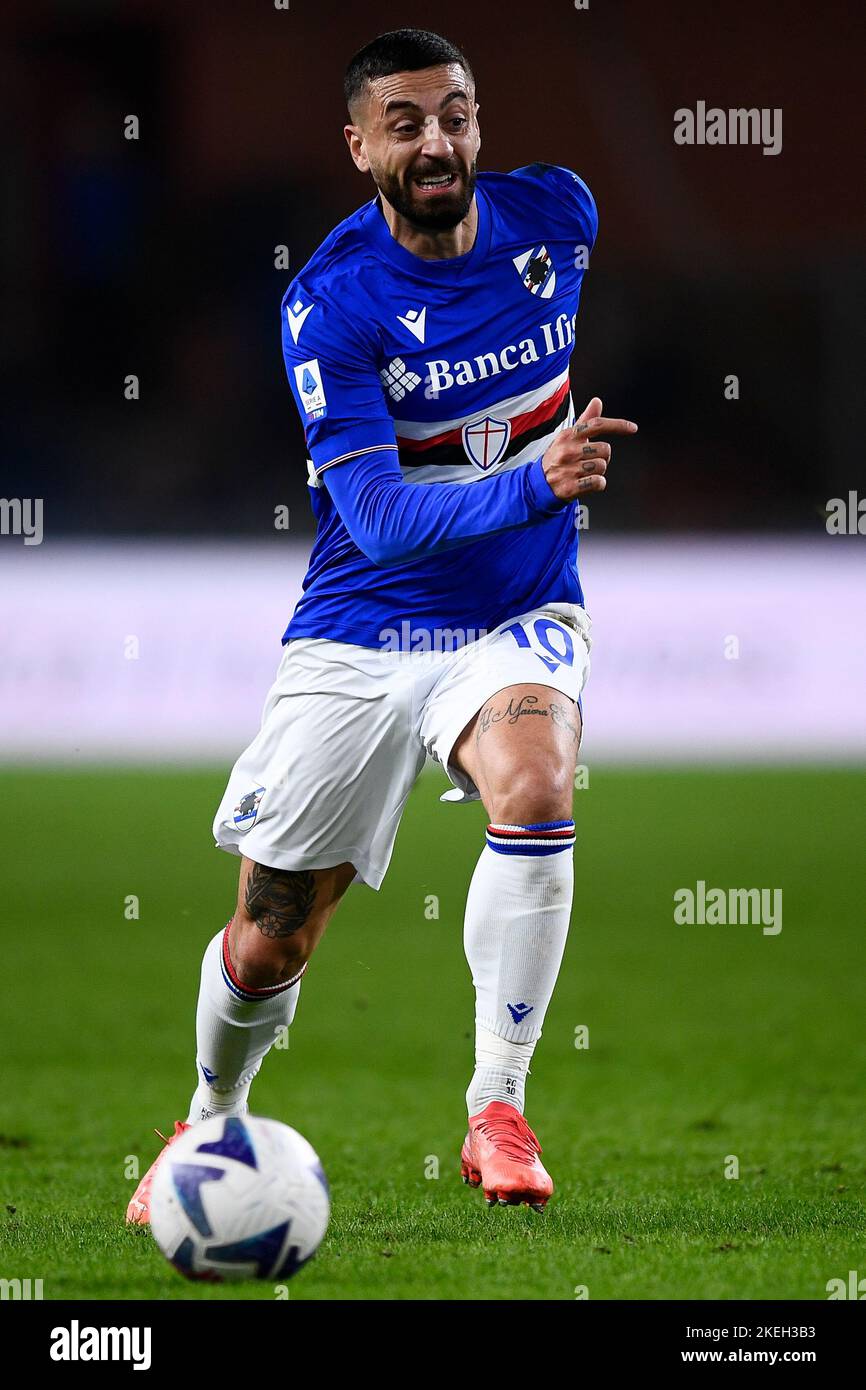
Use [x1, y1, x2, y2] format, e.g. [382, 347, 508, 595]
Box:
[507, 1002, 534, 1024]
[201, 1064, 219, 1084]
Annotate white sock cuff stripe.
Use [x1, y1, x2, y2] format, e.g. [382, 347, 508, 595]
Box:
[220, 924, 307, 1003]
[485, 819, 575, 856]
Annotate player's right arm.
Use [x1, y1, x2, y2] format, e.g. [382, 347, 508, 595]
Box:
[282, 287, 634, 567]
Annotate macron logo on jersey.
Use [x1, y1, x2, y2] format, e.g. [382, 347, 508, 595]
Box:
[286, 298, 315, 344]
[397, 306, 427, 344]
[294, 359, 327, 419]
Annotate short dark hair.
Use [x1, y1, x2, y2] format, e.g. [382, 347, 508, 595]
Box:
[344, 28, 473, 114]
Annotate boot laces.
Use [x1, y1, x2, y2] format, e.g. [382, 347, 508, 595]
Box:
[476, 1111, 541, 1165]
[154, 1121, 187, 1147]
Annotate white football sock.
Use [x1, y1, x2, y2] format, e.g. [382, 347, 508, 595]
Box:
[186, 925, 304, 1125]
[464, 822, 575, 1115]
[466, 1024, 537, 1115]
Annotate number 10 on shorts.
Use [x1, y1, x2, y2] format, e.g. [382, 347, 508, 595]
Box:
[502, 618, 575, 674]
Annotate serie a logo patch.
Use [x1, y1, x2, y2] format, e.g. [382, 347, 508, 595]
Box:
[294, 359, 327, 420]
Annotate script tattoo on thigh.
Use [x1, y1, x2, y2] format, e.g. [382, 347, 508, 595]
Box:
[550, 700, 581, 746]
[476, 694, 581, 747]
[476, 693, 546, 739]
[244, 863, 317, 939]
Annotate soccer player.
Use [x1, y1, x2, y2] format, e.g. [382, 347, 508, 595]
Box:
[128, 28, 637, 1221]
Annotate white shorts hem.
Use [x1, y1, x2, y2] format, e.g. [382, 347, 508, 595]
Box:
[213, 836, 387, 891]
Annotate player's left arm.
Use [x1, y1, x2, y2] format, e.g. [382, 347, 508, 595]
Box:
[510, 166, 638, 498]
[511, 162, 599, 255]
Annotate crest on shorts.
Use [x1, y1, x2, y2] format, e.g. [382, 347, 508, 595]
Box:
[461, 415, 512, 472]
[233, 786, 266, 831]
[513, 245, 556, 299]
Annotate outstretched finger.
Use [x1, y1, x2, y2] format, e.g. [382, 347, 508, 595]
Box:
[576, 395, 603, 425]
[573, 416, 638, 438]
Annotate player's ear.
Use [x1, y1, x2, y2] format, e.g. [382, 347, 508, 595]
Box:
[343, 124, 370, 173]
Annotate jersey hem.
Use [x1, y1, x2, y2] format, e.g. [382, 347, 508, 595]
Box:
[282, 598, 587, 651]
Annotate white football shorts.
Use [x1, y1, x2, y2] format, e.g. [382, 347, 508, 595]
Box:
[213, 602, 591, 890]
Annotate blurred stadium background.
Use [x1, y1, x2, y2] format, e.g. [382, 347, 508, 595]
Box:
[1, 0, 864, 1301]
[1, 0, 863, 763]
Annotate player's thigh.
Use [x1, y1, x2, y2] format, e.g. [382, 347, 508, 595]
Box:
[452, 682, 582, 822]
[214, 638, 426, 893]
[422, 603, 591, 822]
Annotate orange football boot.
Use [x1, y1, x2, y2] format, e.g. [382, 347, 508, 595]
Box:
[125, 1121, 190, 1225]
[461, 1101, 553, 1211]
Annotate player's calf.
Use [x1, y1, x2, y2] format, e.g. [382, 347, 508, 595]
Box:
[181, 858, 354, 1129]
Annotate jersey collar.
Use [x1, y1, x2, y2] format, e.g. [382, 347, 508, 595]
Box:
[362, 182, 491, 279]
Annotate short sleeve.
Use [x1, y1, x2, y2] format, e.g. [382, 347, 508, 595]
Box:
[511, 163, 598, 253]
[281, 279, 397, 475]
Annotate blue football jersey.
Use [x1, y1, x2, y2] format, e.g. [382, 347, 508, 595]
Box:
[281, 163, 598, 648]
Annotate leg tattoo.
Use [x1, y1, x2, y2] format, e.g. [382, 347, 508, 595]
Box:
[549, 700, 581, 746]
[244, 864, 317, 939]
[476, 695, 581, 747]
[476, 693, 546, 739]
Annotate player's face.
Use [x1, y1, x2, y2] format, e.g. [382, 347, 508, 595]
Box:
[345, 64, 480, 232]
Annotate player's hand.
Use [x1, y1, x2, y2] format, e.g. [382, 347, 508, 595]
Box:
[541, 396, 638, 500]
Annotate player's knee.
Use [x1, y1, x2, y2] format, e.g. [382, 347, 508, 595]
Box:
[232, 863, 322, 987]
[489, 763, 574, 827]
[229, 916, 309, 989]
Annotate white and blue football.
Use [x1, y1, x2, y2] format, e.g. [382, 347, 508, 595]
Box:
[149, 1114, 329, 1282]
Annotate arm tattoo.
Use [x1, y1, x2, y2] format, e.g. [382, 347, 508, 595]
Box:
[244, 863, 317, 939]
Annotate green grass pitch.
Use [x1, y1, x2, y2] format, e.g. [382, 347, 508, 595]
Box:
[1, 765, 863, 1300]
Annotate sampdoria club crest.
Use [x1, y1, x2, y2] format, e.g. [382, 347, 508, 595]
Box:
[233, 786, 266, 831]
[513, 245, 556, 298]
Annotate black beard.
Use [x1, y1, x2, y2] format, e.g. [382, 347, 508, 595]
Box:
[376, 163, 477, 232]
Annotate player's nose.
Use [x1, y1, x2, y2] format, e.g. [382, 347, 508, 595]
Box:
[419, 120, 453, 158]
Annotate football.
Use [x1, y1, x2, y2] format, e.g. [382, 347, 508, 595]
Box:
[149, 1114, 329, 1282]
